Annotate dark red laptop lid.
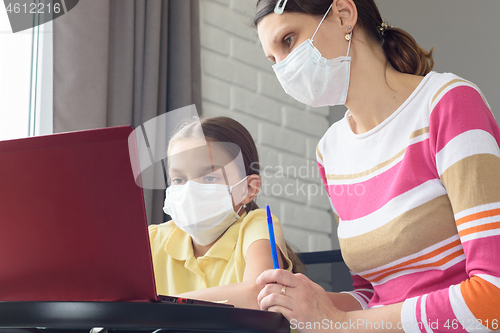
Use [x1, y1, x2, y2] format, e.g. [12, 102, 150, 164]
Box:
[0, 126, 157, 302]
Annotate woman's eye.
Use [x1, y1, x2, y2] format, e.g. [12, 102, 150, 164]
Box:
[283, 35, 293, 48]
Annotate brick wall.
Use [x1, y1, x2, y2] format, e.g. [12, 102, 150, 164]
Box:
[200, 0, 339, 252]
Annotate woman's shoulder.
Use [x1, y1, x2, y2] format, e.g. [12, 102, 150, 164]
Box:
[426, 72, 486, 109]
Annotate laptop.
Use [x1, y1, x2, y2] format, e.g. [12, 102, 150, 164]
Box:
[0, 126, 227, 305]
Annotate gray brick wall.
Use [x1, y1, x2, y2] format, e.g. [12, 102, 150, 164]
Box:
[200, 0, 338, 252]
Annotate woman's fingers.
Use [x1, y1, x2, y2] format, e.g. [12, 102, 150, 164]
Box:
[257, 282, 295, 303]
[256, 268, 299, 287]
[257, 283, 279, 304]
[267, 305, 294, 320]
[257, 271, 316, 306]
[258, 288, 293, 311]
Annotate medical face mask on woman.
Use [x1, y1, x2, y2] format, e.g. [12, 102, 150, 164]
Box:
[163, 177, 248, 246]
[272, 3, 352, 107]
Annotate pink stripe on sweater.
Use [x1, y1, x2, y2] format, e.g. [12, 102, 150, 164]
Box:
[415, 297, 425, 333]
[429, 85, 500, 155]
[462, 234, 500, 276]
[317, 162, 328, 190]
[424, 286, 468, 333]
[368, 261, 468, 307]
[352, 274, 373, 290]
[327, 140, 438, 220]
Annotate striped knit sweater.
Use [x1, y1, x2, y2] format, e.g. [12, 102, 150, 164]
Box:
[317, 72, 500, 332]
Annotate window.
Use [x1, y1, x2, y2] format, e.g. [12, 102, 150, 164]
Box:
[0, 4, 53, 141]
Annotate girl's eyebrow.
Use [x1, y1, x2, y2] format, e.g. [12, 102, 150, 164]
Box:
[169, 165, 224, 174]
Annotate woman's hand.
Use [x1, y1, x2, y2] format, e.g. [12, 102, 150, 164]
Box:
[257, 269, 347, 332]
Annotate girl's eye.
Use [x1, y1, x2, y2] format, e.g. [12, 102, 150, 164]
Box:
[283, 35, 294, 48]
[204, 176, 218, 183]
[171, 178, 186, 185]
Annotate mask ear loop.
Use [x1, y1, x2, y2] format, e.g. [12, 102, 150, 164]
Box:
[235, 203, 247, 215]
[231, 176, 249, 214]
[311, 3, 334, 42]
[227, 175, 249, 206]
[346, 32, 352, 56]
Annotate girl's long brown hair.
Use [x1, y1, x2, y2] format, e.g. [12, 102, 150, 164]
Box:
[254, 0, 434, 76]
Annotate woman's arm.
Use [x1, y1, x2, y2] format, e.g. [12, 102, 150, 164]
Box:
[176, 239, 284, 309]
[327, 292, 363, 312]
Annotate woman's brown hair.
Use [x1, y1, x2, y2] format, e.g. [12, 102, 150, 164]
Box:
[254, 0, 434, 76]
[170, 116, 304, 272]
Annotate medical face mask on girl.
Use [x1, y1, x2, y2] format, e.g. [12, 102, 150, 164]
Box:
[272, 3, 352, 107]
[163, 177, 248, 246]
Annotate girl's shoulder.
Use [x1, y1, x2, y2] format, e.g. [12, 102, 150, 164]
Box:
[239, 208, 283, 243]
[240, 208, 280, 228]
[241, 208, 266, 221]
[239, 208, 293, 269]
[148, 220, 177, 242]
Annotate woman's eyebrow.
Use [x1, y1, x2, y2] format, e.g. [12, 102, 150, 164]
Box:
[264, 26, 290, 62]
[272, 26, 290, 44]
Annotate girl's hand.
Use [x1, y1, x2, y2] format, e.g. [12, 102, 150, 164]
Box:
[256, 269, 347, 333]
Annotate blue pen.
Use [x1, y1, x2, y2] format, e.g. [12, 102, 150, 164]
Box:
[266, 205, 280, 269]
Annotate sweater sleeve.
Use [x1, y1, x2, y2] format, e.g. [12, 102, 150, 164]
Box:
[317, 143, 375, 309]
[401, 81, 500, 332]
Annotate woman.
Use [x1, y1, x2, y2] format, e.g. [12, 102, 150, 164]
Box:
[254, 0, 500, 332]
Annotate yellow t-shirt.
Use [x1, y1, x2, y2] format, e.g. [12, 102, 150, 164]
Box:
[148, 209, 293, 295]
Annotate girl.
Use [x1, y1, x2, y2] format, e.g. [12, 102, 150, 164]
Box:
[148, 116, 300, 310]
[254, 0, 500, 332]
